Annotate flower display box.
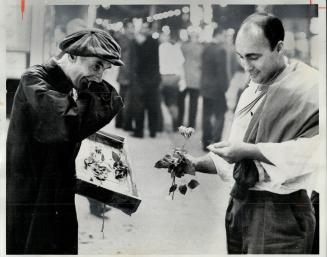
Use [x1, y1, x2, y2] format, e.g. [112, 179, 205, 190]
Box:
[75, 131, 141, 215]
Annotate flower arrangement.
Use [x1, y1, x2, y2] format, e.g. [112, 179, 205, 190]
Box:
[155, 126, 199, 199]
[84, 146, 129, 183]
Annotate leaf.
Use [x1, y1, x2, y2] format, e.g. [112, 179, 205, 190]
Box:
[188, 179, 200, 189]
[101, 154, 105, 162]
[178, 185, 187, 195]
[169, 184, 177, 194]
[154, 154, 175, 169]
[112, 151, 120, 163]
[154, 160, 170, 169]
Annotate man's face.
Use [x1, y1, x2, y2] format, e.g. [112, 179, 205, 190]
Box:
[235, 25, 281, 84]
[68, 56, 112, 88]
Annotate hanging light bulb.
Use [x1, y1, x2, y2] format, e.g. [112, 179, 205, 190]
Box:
[95, 18, 103, 25]
[182, 6, 190, 13]
[174, 9, 181, 16]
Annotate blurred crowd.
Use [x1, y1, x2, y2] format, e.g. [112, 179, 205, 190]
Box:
[6, 5, 318, 153]
[50, 16, 316, 151]
[109, 21, 247, 151]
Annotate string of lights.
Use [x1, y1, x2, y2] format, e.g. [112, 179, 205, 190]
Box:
[95, 6, 190, 32]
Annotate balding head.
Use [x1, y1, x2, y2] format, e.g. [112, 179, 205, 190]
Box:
[239, 13, 285, 50]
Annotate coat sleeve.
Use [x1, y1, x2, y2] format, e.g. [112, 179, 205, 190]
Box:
[21, 70, 123, 143]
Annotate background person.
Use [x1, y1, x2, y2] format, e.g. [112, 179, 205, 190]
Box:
[132, 23, 161, 138]
[200, 27, 229, 151]
[115, 21, 137, 132]
[159, 31, 185, 132]
[178, 29, 203, 129]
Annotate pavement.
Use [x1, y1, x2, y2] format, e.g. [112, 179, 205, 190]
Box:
[1, 96, 235, 255]
[77, 102, 235, 255]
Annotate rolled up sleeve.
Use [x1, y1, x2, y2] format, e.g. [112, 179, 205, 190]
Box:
[257, 135, 321, 184]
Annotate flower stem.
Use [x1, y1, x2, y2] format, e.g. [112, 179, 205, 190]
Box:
[101, 203, 105, 239]
[182, 138, 187, 151]
[171, 176, 176, 200]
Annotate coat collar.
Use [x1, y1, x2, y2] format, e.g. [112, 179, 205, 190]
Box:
[43, 58, 74, 94]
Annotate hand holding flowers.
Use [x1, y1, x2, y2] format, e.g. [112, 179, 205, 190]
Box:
[155, 126, 200, 199]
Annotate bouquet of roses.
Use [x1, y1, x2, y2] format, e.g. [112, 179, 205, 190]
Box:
[155, 126, 200, 199]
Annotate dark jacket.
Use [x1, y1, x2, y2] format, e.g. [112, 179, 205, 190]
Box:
[6, 58, 123, 254]
[134, 36, 161, 86]
[116, 33, 137, 86]
[200, 42, 228, 99]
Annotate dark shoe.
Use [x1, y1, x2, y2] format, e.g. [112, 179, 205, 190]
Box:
[103, 205, 112, 212]
[150, 132, 156, 138]
[90, 210, 109, 219]
[90, 204, 111, 218]
[123, 125, 134, 131]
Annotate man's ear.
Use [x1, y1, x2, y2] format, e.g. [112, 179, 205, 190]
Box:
[68, 54, 77, 63]
[275, 41, 284, 53]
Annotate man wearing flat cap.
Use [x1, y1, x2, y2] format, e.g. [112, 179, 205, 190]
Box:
[6, 29, 124, 254]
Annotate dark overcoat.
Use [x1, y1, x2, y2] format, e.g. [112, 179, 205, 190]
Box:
[6, 58, 123, 254]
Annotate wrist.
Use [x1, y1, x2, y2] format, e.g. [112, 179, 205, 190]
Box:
[193, 157, 201, 170]
[242, 143, 271, 164]
[242, 143, 257, 159]
[194, 154, 211, 172]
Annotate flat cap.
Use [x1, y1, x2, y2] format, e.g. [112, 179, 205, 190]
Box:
[59, 28, 124, 66]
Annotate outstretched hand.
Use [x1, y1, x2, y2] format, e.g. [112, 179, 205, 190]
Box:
[207, 141, 249, 164]
[182, 153, 197, 175]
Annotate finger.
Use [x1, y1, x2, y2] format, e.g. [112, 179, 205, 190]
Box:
[208, 147, 225, 156]
[210, 141, 229, 149]
[183, 153, 194, 163]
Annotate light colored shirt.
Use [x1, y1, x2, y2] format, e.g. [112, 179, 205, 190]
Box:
[181, 41, 203, 89]
[159, 42, 185, 75]
[210, 63, 321, 194]
[225, 71, 248, 111]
